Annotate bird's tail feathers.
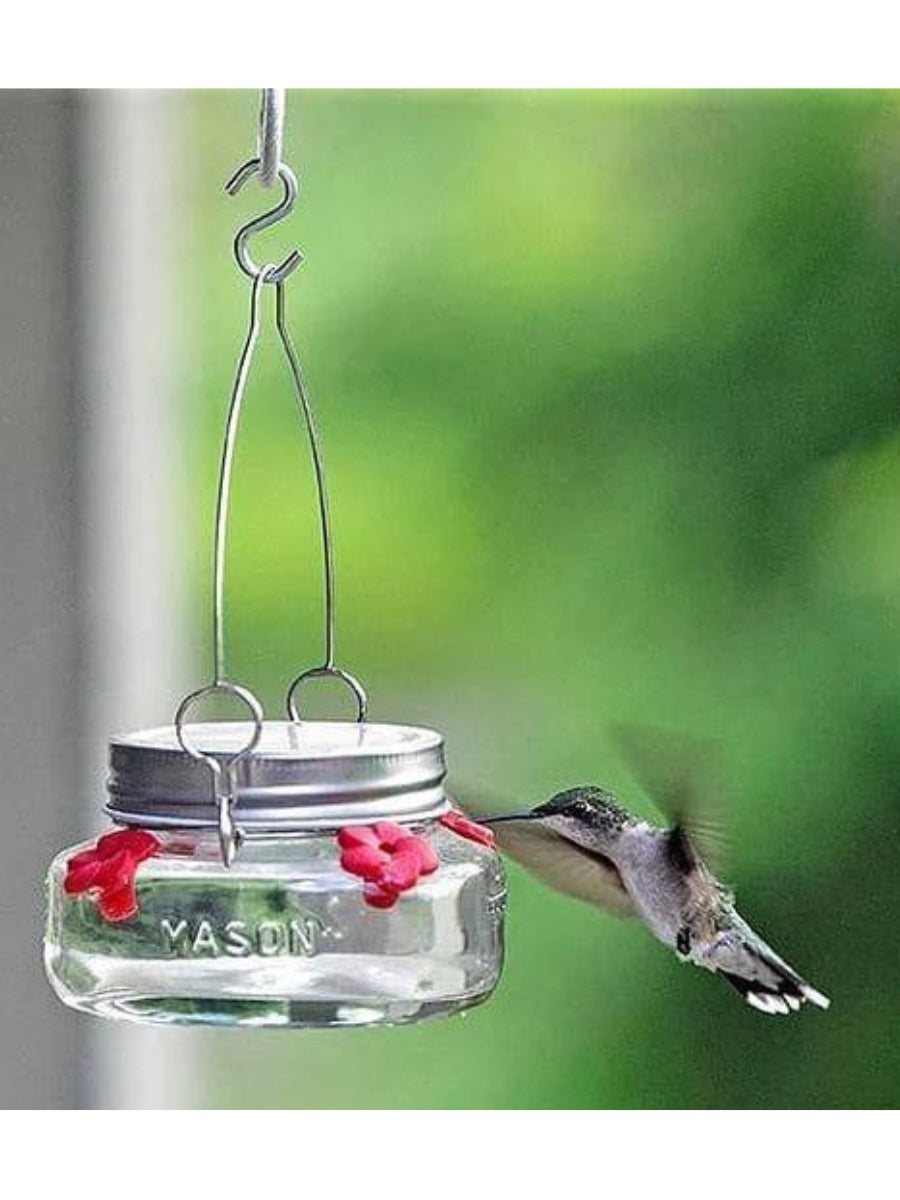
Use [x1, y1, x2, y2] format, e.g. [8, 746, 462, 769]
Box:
[721, 950, 830, 1015]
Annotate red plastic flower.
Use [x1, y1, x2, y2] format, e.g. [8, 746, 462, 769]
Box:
[438, 808, 496, 848]
[64, 828, 161, 922]
[337, 821, 439, 909]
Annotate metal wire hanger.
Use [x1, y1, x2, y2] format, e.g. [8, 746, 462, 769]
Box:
[175, 89, 368, 866]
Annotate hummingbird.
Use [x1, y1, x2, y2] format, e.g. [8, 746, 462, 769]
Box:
[479, 730, 830, 1016]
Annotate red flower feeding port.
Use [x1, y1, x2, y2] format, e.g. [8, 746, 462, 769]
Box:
[438, 810, 496, 849]
[63, 829, 161, 922]
[337, 822, 440, 909]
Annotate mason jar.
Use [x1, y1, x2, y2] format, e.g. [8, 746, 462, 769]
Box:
[44, 721, 506, 1029]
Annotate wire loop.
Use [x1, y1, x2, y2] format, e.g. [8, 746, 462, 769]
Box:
[287, 666, 368, 724]
[174, 681, 265, 867]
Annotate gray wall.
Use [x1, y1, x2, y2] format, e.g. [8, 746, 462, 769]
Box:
[0, 90, 85, 1108]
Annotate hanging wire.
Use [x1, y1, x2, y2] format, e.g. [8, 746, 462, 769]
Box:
[276, 281, 368, 721]
[274, 280, 335, 670]
[175, 267, 271, 866]
[212, 267, 270, 683]
[214, 153, 366, 715]
[257, 88, 285, 188]
[174, 90, 369, 866]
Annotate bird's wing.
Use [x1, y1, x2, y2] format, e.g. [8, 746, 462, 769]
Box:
[491, 818, 636, 917]
[610, 722, 728, 872]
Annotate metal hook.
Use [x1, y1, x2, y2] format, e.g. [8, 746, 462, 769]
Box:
[225, 157, 303, 284]
[175, 680, 264, 868]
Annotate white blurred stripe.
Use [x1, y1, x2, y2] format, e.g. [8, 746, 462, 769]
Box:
[79, 89, 196, 1109]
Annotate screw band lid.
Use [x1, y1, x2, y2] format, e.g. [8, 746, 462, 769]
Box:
[106, 720, 448, 833]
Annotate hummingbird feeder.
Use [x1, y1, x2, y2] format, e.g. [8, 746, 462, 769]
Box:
[43, 90, 507, 1028]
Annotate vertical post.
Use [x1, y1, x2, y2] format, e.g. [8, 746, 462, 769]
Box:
[79, 89, 196, 1108]
[0, 90, 84, 1109]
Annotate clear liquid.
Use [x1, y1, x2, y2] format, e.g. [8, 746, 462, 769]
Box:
[46, 948, 494, 1027]
[45, 827, 506, 1028]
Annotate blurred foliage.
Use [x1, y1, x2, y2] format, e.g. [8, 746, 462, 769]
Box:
[175, 90, 900, 1108]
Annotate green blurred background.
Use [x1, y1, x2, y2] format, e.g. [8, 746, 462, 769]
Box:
[177, 90, 900, 1108]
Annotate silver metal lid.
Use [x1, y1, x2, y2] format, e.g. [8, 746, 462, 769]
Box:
[106, 720, 448, 833]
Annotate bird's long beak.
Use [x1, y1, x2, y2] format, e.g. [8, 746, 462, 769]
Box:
[478, 812, 537, 824]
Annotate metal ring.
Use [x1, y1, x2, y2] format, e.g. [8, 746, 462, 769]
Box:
[175, 680, 264, 763]
[286, 666, 368, 724]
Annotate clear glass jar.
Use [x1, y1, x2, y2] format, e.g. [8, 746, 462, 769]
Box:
[44, 721, 506, 1028]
